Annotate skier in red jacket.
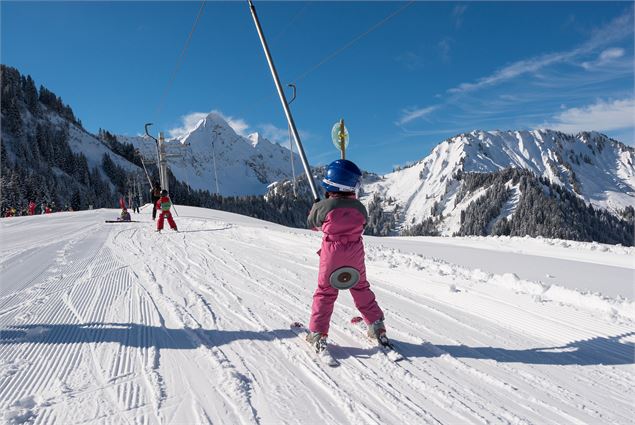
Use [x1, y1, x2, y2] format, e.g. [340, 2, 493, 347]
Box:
[156, 190, 178, 232]
[28, 201, 36, 216]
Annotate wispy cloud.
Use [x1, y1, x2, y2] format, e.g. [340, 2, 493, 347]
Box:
[438, 37, 452, 63]
[396, 7, 634, 127]
[448, 51, 570, 94]
[447, 9, 633, 95]
[397, 105, 438, 125]
[540, 97, 635, 134]
[452, 5, 468, 29]
[395, 51, 425, 71]
[582, 47, 625, 69]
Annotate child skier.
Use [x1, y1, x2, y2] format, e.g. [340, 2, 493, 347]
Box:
[306, 159, 387, 352]
[156, 190, 178, 232]
[119, 207, 131, 222]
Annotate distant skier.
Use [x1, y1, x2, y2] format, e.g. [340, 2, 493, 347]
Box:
[150, 181, 162, 220]
[28, 201, 36, 216]
[131, 197, 140, 214]
[305, 159, 387, 352]
[156, 190, 178, 232]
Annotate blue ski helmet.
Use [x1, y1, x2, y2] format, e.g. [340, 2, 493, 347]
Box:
[321, 159, 362, 193]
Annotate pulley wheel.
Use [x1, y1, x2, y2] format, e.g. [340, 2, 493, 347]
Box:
[329, 267, 360, 290]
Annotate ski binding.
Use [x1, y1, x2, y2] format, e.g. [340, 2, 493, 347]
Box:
[290, 322, 339, 367]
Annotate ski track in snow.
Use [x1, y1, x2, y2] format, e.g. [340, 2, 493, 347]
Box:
[0, 207, 633, 424]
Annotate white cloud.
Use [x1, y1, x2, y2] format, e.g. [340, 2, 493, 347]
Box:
[599, 47, 625, 61]
[168, 112, 208, 138]
[211, 110, 250, 136]
[582, 47, 626, 69]
[541, 97, 635, 134]
[256, 123, 313, 148]
[398, 105, 438, 125]
[258, 123, 290, 146]
[168, 109, 250, 138]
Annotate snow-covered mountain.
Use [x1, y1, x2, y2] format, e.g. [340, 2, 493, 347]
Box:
[361, 130, 635, 236]
[122, 112, 301, 196]
[1, 65, 143, 211]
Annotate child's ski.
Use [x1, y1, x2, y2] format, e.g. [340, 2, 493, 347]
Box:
[290, 322, 340, 367]
[350, 316, 405, 362]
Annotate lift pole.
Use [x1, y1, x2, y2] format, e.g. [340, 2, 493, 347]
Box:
[287, 83, 297, 198]
[247, 0, 320, 202]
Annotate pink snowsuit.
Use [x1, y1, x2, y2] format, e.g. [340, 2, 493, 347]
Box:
[308, 193, 383, 335]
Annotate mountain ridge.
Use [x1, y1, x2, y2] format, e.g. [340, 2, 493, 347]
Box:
[119, 111, 301, 197]
[2, 64, 632, 244]
[360, 129, 634, 237]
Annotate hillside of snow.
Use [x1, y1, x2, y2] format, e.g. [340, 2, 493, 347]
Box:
[4, 104, 141, 186]
[1, 206, 633, 424]
[121, 112, 301, 196]
[361, 130, 635, 235]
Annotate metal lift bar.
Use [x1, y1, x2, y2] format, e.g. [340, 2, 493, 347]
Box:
[247, 0, 320, 202]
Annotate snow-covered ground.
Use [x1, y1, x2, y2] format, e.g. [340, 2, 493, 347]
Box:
[378, 235, 634, 299]
[1, 207, 633, 424]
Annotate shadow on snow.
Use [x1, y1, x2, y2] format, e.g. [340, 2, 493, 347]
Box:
[0, 323, 295, 350]
[1, 323, 633, 366]
[331, 332, 635, 366]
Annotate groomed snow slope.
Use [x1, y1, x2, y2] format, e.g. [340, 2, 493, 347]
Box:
[1, 207, 634, 424]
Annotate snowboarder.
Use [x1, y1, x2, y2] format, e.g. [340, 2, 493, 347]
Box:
[150, 181, 162, 220]
[306, 159, 387, 352]
[119, 208, 131, 222]
[28, 201, 36, 216]
[156, 190, 178, 232]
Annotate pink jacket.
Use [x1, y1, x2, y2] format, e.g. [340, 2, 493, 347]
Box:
[308, 193, 368, 281]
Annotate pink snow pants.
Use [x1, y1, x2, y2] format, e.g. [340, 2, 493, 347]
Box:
[157, 211, 177, 231]
[309, 239, 383, 335]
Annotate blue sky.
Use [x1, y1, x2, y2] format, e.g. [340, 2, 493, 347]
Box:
[2, 1, 633, 173]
